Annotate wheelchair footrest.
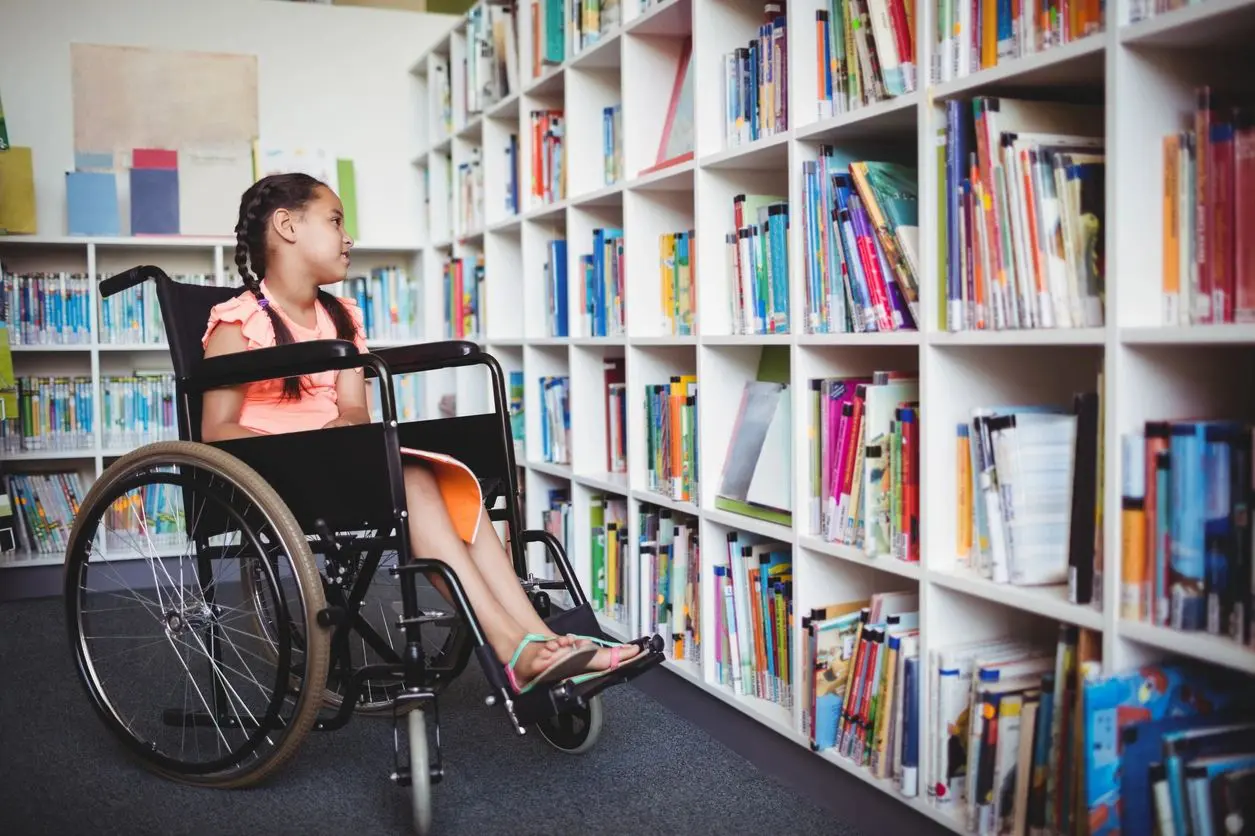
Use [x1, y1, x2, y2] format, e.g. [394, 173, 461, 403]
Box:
[513, 634, 666, 726]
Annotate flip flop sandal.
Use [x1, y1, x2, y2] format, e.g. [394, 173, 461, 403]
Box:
[504, 633, 599, 695]
[560, 634, 654, 686]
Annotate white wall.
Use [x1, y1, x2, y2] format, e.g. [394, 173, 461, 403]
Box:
[0, 0, 457, 244]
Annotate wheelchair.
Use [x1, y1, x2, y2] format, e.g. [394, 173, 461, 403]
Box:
[62, 266, 664, 833]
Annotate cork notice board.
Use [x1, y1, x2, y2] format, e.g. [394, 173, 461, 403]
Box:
[70, 43, 258, 153]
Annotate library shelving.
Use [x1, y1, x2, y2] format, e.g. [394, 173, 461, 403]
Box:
[413, 0, 1255, 831]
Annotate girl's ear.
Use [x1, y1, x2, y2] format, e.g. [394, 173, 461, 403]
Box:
[271, 207, 298, 244]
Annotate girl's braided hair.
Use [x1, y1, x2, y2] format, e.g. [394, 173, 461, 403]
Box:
[233, 173, 358, 400]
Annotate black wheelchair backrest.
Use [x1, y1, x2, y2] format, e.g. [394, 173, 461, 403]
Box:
[100, 266, 244, 441]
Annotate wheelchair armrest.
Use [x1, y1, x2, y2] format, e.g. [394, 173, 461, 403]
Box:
[192, 339, 384, 392]
[370, 340, 482, 375]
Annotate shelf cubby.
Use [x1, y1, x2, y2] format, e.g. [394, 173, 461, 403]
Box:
[565, 55, 623, 199]
[623, 182, 695, 338]
[621, 7, 693, 179]
[569, 343, 628, 482]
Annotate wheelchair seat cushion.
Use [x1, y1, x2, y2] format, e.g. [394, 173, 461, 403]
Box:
[202, 281, 370, 435]
[201, 281, 485, 545]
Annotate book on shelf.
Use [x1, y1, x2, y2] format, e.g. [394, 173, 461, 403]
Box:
[433, 54, 453, 137]
[443, 254, 484, 340]
[932, 0, 1103, 86]
[816, 0, 916, 119]
[462, 1, 519, 116]
[941, 97, 1105, 333]
[591, 492, 628, 621]
[101, 372, 178, 450]
[570, 0, 621, 55]
[5, 472, 86, 555]
[803, 590, 918, 790]
[1120, 418, 1255, 645]
[724, 4, 788, 145]
[531, 0, 565, 75]
[544, 238, 569, 337]
[801, 154, 920, 334]
[537, 486, 571, 586]
[3, 269, 93, 346]
[716, 345, 791, 526]
[810, 370, 920, 562]
[456, 146, 484, 236]
[538, 374, 570, 464]
[580, 228, 623, 338]
[508, 369, 524, 453]
[505, 133, 520, 216]
[529, 109, 565, 206]
[1082, 659, 1255, 836]
[644, 374, 697, 503]
[957, 383, 1103, 598]
[3, 375, 95, 454]
[712, 531, 792, 707]
[637, 503, 700, 663]
[603, 357, 626, 474]
[1162, 88, 1255, 326]
[728, 193, 789, 335]
[660, 230, 695, 336]
[603, 104, 623, 186]
[367, 374, 423, 424]
[96, 272, 214, 345]
[342, 266, 421, 343]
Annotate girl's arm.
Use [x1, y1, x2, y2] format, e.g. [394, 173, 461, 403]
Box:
[328, 365, 371, 428]
[201, 322, 264, 442]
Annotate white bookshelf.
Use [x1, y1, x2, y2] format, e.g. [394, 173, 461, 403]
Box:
[0, 236, 430, 568]
[413, 0, 1255, 830]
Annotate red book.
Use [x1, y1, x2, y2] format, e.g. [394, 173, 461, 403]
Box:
[1209, 118, 1236, 324]
[132, 148, 177, 170]
[1234, 108, 1255, 323]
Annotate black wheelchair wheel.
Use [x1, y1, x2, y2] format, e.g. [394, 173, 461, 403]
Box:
[534, 695, 604, 755]
[64, 441, 330, 788]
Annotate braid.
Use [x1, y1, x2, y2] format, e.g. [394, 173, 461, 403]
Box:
[233, 176, 311, 401]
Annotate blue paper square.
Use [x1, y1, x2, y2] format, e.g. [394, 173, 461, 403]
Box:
[130, 167, 179, 235]
[66, 171, 119, 236]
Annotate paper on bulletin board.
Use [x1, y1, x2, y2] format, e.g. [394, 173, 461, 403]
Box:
[178, 143, 254, 235]
[0, 147, 36, 234]
[70, 43, 258, 153]
[253, 144, 338, 193]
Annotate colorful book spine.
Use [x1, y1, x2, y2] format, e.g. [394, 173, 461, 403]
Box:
[442, 255, 485, 340]
[2, 271, 94, 346]
[342, 266, 421, 343]
[603, 103, 623, 186]
[538, 375, 571, 464]
[581, 228, 624, 337]
[713, 531, 792, 706]
[660, 230, 696, 336]
[590, 493, 629, 621]
[723, 4, 789, 146]
[729, 194, 790, 334]
[637, 504, 701, 664]
[644, 375, 698, 502]
[816, 0, 917, 118]
[529, 109, 565, 206]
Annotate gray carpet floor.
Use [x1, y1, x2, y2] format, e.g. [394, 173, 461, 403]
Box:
[0, 597, 855, 836]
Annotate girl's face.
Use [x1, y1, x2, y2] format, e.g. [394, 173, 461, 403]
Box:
[290, 185, 353, 284]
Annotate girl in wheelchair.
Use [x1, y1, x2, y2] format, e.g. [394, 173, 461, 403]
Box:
[201, 172, 647, 696]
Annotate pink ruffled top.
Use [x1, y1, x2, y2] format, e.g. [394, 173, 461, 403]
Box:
[201, 280, 368, 437]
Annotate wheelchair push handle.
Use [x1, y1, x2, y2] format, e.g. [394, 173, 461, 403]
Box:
[99, 265, 172, 298]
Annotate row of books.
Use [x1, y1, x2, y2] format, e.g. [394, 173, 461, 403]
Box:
[930, 624, 1100, 834]
[931, 0, 1102, 86]
[99, 273, 212, 345]
[530, 0, 565, 75]
[570, 0, 621, 60]
[1161, 88, 1255, 327]
[1121, 419, 1255, 646]
[604, 358, 627, 474]
[2, 375, 96, 452]
[645, 376, 698, 503]
[6, 471, 85, 554]
[803, 591, 919, 791]
[801, 154, 921, 334]
[544, 238, 569, 337]
[509, 369, 525, 450]
[455, 148, 484, 237]
[602, 104, 623, 186]
[1129, 0, 1193, 22]
[727, 194, 790, 335]
[365, 375, 424, 424]
[591, 493, 628, 623]
[581, 228, 624, 338]
[2, 271, 94, 345]
[723, 4, 789, 147]
[539, 374, 571, 464]
[462, 1, 519, 117]
[536, 486, 572, 587]
[442, 255, 484, 340]
[661, 230, 696, 336]
[816, 0, 917, 119]
[530, 109, 565, 207]
[941, 96, 1106, 333]
[810, 372, 920, 561]
[639, 504, 701, 664]
[342, 268, 422, 343]
[713, 531, 792, 707]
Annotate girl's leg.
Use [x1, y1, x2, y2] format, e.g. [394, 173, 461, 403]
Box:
[465, 505, 641, 671]
[402, 464, 574, 681]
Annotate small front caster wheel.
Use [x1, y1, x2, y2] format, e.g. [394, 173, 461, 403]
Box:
[535, 694, 604, 755]
[408, 710, 432, 834]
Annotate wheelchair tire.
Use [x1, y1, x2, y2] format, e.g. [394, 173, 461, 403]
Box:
[64, 441, 331, 788]
[408, 709, 433, 835]
[534, 694, 604, 755]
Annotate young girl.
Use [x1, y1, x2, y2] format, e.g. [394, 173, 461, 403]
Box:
[202, 173, 643, 694]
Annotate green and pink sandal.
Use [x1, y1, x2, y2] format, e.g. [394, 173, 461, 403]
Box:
[504, 634, 598, 695]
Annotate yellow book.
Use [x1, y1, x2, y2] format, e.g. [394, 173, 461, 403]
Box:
[957, 426, 973, 562]
[660, 233, 676, 333]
